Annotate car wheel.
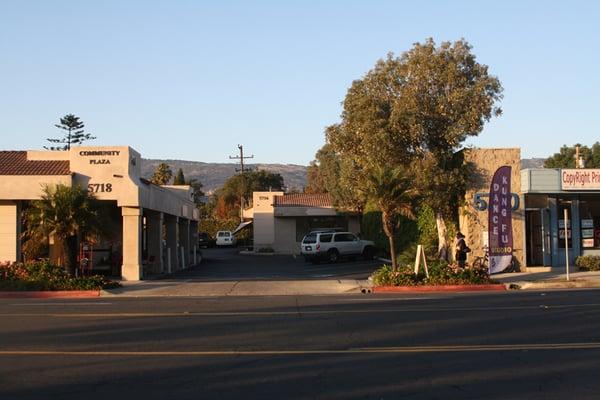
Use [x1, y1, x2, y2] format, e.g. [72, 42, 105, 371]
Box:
[362, 246, 375, 260]
[328, 249, 339, 263]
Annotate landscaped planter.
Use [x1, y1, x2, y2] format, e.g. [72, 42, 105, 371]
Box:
[0, 290, 101, 298]
[372, 284, 506, 293]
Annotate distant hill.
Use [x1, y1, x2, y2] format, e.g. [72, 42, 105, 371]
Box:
[521, 158, 546, 169]
[141, 159, 308, 194]
[141, 157, 546, 194]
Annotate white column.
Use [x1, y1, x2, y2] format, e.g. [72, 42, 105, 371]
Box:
[121, 207, 143, 281]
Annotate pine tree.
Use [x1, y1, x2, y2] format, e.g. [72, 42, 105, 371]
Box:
[45, 114, 96, 150]
[173, 168, 186, 185]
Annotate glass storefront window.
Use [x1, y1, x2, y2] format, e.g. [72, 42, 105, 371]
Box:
[579, 199, 600, 249]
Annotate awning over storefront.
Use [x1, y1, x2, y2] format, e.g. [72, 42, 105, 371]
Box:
[232, 220, 253, 235]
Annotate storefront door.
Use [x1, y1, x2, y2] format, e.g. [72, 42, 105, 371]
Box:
[526, 208, 551, 266]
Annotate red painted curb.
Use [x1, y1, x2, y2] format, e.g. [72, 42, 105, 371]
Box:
[373, 284, 506, 293]
[0, 290, 101, 299]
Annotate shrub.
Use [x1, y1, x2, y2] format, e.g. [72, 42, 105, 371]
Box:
[370, 260, 495, 286]
[575, 256, 600, 271]
[0, 260, 119, 291]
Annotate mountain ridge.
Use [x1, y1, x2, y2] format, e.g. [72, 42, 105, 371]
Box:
[141, 157, 547, 194]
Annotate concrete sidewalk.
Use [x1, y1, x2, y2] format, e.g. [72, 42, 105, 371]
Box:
[102, 279, 370, 297]
[493, 269, 600, 290]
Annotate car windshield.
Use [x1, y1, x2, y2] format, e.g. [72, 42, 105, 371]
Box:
[217, 232, 230, 237]
[302, 233, 317, 244]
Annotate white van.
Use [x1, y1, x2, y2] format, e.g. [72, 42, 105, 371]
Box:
[216, 230, 237, 247]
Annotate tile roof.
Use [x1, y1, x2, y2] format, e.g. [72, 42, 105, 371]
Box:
[0, 151, 71, 175]
[274, 193, 333, 208]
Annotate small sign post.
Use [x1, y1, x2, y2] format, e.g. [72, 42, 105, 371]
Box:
[564, 208, 570, 281]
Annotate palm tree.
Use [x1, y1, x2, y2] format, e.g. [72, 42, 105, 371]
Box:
[365, 165, 419, 271]
[24, 184, 104, 275]
[150, 163, 173, 185]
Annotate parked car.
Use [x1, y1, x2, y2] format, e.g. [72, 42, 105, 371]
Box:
[198, 232, 213, 248]
[300, 231, 375, 263]
[216, 230, 237, 247]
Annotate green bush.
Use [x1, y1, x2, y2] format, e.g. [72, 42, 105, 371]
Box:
[371, 260, 495, 286]
[575, 256, 600, 271]
[0, 260, 119, 291]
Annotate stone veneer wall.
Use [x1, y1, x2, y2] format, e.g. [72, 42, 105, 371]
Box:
[460, 148, 525, 270]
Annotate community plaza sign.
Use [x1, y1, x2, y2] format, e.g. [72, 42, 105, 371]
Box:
[561, 169, 600, 190]
[79, 150, 121, 165]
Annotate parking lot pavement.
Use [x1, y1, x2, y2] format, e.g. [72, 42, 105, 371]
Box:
[160, 247, 382, 282]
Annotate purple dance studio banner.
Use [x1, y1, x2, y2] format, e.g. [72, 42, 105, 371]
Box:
[488, 166, 513, 274]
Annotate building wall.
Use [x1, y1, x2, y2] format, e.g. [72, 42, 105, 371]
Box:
[0, 175, 72, 200]
[460, 148, 525, 269]
[273, 218, 297, 253]
[0, 201, 20, 262]
[252, 191, 283, 250]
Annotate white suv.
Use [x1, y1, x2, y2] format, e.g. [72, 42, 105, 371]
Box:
[215, 231, 237, 247]
[300, 231, 375, 263]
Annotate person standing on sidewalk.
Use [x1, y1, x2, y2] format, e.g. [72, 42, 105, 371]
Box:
[455, 232, 470, 268]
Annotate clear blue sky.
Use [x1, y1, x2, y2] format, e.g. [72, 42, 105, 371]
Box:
[1, 1, 599, 165]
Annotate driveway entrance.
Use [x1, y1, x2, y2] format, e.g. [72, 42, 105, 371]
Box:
[165, 247, 381, 282]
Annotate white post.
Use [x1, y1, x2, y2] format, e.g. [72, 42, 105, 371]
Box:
[564, 208, 570, 281]
[167, 248, 172, 274]
[414, 244, 422, 275]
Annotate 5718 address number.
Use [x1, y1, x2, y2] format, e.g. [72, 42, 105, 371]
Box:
[88, 183, 113, 193]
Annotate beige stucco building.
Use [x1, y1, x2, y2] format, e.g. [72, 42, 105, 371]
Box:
[0, 146, 199, 280]
[244, 191, 361, 254]
[459, 148, 525, 269]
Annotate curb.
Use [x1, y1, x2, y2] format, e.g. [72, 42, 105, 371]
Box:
[372, 284, 506, 293]
[0, 290, 101, 299]
[514, 280, 600, 290]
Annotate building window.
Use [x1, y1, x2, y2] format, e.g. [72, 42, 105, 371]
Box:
[579, 199, 600, 249]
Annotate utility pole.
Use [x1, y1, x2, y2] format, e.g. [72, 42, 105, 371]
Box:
[229, 145, 254, 223]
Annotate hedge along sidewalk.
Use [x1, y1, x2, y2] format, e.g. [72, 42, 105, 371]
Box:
[0, 290, 101, 299]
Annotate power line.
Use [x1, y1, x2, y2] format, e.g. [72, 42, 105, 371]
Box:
[229, 145, 254, 224]
[229, 144, 254, 173]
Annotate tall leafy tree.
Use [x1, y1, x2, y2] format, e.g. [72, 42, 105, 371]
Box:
[45, 114, 96, 150]
[545, 142, 600, 168]
[150, 163, 173, 185]
[218, 170, 284, 218]
[328, 38, 502, 262]
[23, 184, 104, 275]
[306, 142, 367, 213]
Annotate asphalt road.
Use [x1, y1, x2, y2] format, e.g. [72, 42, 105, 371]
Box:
[3, 289, 600, 399]
[166, 247, 382, 281]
